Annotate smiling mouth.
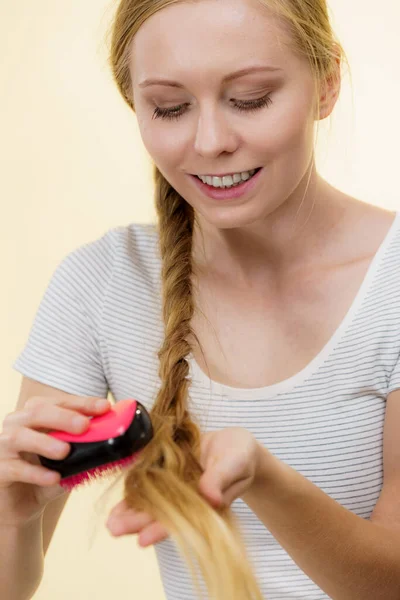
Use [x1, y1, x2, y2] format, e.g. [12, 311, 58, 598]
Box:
[192, 167, 262, 189]
[192, 167, 262, 178]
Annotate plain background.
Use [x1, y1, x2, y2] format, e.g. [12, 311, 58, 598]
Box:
[1, 0, 399, 598]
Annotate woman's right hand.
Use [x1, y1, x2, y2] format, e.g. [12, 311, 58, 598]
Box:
[0, 395, 111, 528]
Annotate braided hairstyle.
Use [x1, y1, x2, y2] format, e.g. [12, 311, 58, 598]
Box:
[122, 167, 264, 599]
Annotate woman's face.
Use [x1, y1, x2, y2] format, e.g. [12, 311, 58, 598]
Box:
[131, 0, 328, 229]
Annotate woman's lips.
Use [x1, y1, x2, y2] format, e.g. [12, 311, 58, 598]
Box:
[189, 167, 263, 200]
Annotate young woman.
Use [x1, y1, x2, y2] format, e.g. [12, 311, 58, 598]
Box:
[2, 0, 399, 599]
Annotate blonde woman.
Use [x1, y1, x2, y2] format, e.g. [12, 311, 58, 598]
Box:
[2, 0, 400, 599]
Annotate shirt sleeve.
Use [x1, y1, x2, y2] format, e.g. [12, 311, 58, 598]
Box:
[388, 351, 400, 396]
[12, 230, 116, 398]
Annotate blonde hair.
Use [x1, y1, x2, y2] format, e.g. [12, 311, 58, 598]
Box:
[102, 1, 349, 598]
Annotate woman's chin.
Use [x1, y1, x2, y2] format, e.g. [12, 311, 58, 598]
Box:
[196, 203, 268, 230]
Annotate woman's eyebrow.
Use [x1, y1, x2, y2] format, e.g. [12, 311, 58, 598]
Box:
[138, 65, 283, 89]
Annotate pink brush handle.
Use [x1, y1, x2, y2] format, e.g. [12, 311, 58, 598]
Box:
[49, 399, 138, 443]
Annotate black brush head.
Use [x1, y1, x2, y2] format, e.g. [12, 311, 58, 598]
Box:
[38, 401, 153, 480]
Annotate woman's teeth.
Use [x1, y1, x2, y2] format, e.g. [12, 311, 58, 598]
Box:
[196, 168, 258, 189]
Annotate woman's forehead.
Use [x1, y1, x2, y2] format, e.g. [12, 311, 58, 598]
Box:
[131, 0, 296, 80]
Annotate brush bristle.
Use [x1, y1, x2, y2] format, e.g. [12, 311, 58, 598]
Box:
[60, 455, 136, 491]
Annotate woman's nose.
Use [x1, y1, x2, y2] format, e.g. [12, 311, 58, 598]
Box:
[193, 107, 239, 158]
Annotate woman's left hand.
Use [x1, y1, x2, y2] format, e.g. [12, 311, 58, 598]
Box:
[106, 427, 263, 547]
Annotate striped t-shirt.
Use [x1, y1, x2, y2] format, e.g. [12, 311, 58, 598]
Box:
[13, 210, 400, 599]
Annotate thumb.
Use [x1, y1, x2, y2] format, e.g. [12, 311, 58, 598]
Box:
[199, 456, 230, 507]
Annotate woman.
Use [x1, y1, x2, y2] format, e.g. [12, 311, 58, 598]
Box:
[7, 0, 400, 598]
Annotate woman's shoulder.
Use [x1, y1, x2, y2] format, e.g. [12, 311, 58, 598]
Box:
[109, 221, 159, 253]
[54, 222, 161, 303]
[340, 202, 400, 271]
[111, 221, 161, 273]
[71, 221, 160, 266]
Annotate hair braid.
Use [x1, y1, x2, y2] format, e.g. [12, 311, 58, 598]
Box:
[121, 167, 264, 600]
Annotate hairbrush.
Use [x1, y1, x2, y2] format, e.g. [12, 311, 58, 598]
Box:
[38, 399, 153, 491]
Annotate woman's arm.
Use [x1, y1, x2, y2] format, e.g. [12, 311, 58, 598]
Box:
[242, 390, 400, 600]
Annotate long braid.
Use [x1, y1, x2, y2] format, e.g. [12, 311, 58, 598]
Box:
[152, 167, 198, 436]
[140, 166, 204, 480]
[121, 167, 264, 600]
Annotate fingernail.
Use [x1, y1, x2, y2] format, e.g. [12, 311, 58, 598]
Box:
[73, 415, 88, 429]
[111, 525, 123, 536]
[108, 520, 123, 535]
[96, 399, 109, 410]
[138, 534, 150, 547]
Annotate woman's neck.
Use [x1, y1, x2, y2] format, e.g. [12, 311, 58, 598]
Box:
[191, 177, 348, 287]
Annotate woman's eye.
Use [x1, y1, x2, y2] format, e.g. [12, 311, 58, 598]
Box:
[234, 94, 273, 113]
[152, 93, 273, 121]
[153, 103, 188, 121]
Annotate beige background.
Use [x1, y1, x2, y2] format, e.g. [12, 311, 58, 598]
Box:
[1, 0, 399, 598]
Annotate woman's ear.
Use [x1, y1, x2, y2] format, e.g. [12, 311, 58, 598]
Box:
[317, 47, 342, 121]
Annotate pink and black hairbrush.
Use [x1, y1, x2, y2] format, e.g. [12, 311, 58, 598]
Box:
[38, 399, 153, 491]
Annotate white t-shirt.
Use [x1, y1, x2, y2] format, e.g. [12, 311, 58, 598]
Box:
[13, 211, 400, 599]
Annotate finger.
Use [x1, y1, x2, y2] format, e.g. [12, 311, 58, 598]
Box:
[107, 510, 155, 536]
[2, 427, 70, 461]
[108, 499, 149, 522]
[138, 521, 169, 547]
[198, 477, 224, 507]
[108, 499, 130, 518]
[0, 457, 60, 487]
[198, 468, 227, 505]
[2, 397, 110, 427]
[2, 398, 111, 435]
[24, 395, 110, 415]
[2, 405, 90, 435]
[200, 453, 247, 499]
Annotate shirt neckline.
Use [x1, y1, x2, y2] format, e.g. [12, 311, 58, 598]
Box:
[188, 211, 400, 400]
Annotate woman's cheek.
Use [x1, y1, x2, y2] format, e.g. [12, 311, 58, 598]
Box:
[143, 126, 187, 168]
[258, 113, 315, 194]
[273, 99, 311, 145]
